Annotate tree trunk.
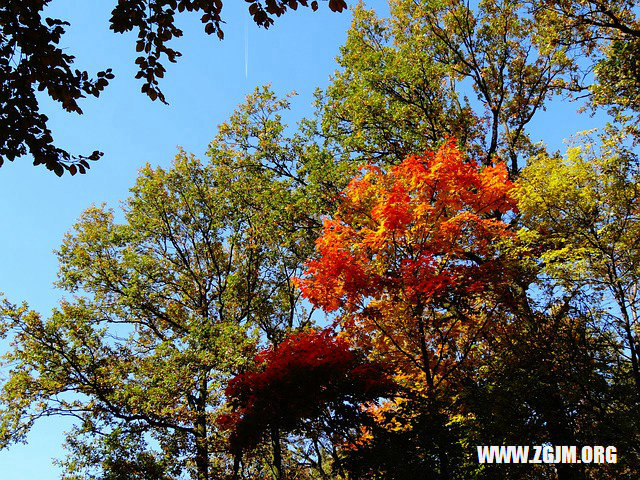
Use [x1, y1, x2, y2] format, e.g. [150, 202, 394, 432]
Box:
[611, 267, 640, 395]
[416, 309, 450, 480]
[271, 425, 284, 480]
[195, 376, 209, 480]
[195, 413, 209, 480]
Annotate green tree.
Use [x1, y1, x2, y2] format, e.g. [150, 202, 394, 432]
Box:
[532, 1, 640, 130]
[319, 0, 575, 175]
[0, 155, 261, 479]
[512, 128, 640, 477]
[0, 86, 348, 479]
[517, 127, 640, 395]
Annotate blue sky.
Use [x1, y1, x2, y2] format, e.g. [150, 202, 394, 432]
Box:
[0, 1, 609, 478]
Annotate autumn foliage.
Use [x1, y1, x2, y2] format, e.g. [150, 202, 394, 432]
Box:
[3, 0, 640, 475]
[296, 139, 518, 398]
[219, 329, 395, 454]
[298, 139, 517, 312]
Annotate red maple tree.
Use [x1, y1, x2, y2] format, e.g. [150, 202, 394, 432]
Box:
[219, 329, 394, 456]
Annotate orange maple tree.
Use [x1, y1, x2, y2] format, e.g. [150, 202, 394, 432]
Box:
[296, 139, 518, 398]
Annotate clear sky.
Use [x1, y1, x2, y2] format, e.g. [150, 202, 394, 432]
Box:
[0, 1, 608, 478]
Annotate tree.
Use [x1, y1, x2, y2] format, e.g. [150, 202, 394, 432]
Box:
[517, 127, 640, 397]
[294, 135, 637, 479]
[0, 1, 111, 175]
[318, 0, 575, 176]
[297, 139, 519, 479]
[0, 0, 346, 175]
[0, 84, 359, 479]
[279, 0, 640, 475]
[531, 1, 640, 130]
[0, 144, 315, 479]
[219, 329, 394, 479]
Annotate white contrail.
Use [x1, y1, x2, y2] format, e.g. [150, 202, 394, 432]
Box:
[244, 17, 248, 79]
